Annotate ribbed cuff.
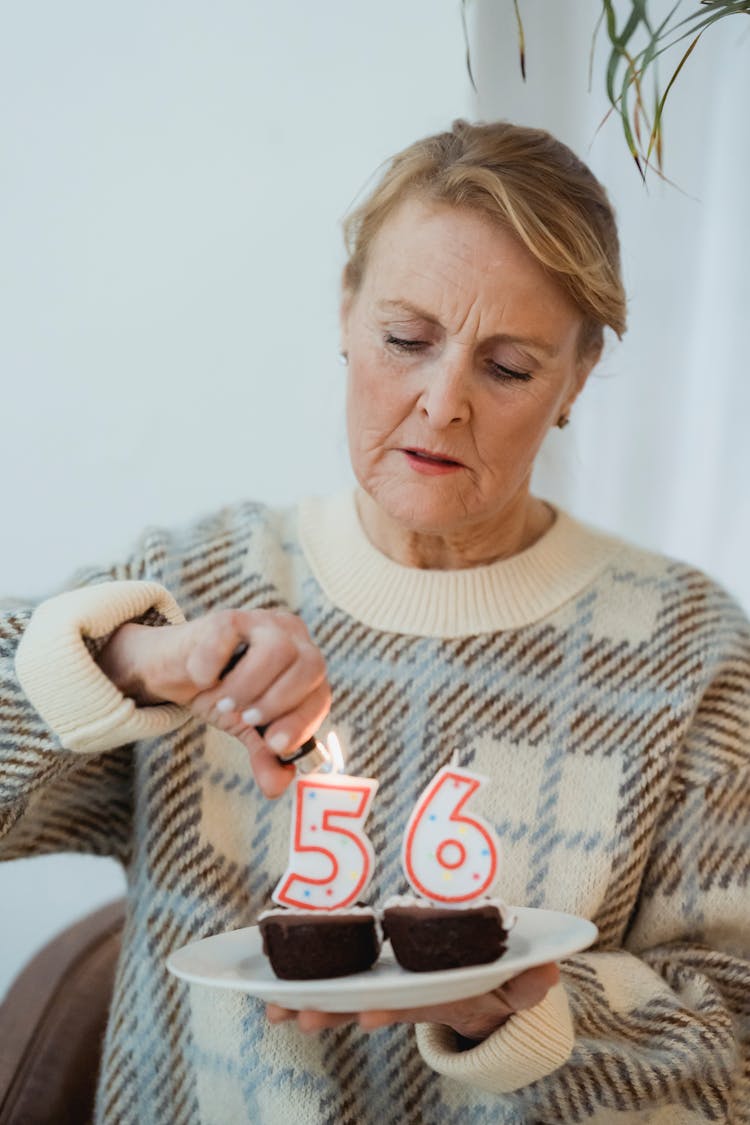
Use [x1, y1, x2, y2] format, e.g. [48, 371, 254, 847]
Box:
[15, 581, 189, 753]
[415, 982, 574, 1094]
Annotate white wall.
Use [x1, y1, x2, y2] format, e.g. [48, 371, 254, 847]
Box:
[2, 1, 748, 999]
[0, 0, 471, 999]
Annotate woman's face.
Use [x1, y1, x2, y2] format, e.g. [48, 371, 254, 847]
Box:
[341, 196, 596, 545]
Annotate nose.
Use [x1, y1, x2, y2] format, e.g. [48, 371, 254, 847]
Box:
[418, 350, 472, 428]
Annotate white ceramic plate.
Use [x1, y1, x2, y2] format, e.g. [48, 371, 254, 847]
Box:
[166, 907, 597, 1012]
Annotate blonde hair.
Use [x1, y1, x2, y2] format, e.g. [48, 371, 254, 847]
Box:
[343, 120, 627, 359]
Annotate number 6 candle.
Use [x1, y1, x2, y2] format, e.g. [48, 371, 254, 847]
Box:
[402, 749, 500, 903]
[273, 733, 379, 911]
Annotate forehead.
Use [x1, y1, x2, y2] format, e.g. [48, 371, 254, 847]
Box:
[359, 196, 581, 334]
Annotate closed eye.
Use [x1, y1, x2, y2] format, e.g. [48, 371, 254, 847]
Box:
[488, 360, 532, 382]
[385, 334, 427, 351]
[386, 335, 532, 381]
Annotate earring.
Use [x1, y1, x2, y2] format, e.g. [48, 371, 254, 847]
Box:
[338, 352, 348, 366]
[556, 413, 570, 429]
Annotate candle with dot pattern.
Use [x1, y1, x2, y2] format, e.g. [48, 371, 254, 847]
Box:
[401, 751, 500, 904]
[273, 733, 378, 911]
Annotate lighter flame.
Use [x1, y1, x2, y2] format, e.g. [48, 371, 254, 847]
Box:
[325, 731, 346, 774]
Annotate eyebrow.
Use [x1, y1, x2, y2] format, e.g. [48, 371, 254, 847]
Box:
[376, 299, 561, 357]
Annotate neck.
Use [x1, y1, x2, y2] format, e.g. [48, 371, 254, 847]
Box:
[355, 489, 556, 570]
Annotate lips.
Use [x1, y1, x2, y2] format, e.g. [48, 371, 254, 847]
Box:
[402, 447, 464, 468]
[401, 447, 466, 476]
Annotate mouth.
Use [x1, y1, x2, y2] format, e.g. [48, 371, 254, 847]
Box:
[401, 447, 466, 474]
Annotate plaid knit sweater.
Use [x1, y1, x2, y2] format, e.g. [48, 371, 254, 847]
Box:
[4, 491, 749, 1124]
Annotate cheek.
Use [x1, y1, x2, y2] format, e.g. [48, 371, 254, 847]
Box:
[345, 364, 383, 460]
[488, 377, 566, 433]
[345, 365, 368, 432]
[346, 356, 400, 433]
[473, 389, 558, 469]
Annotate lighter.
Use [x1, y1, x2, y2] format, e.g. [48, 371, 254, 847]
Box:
[218, 641, 330, 772]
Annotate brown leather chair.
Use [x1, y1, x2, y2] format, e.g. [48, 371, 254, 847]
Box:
[0, 899, 125, 1125]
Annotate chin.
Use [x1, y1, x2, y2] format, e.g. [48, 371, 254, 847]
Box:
[370, 481, 480, 536]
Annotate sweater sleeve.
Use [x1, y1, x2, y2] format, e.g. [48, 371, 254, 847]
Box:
[415, 619, 750, 1122]
[1, 532, 190, 863]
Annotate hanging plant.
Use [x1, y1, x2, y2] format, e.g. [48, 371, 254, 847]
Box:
[462, 1, 750, 178]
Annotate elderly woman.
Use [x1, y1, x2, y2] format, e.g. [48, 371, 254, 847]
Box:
[4, 121, 749, 1124]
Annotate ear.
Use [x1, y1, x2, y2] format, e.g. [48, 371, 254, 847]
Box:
[339, 270, 354, 354]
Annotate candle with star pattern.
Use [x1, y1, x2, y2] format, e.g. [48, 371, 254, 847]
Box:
[272, 733, 378, 911]
[401, 750, 500, 904]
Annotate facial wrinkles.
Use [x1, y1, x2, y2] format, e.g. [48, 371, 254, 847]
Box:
[391, 243, 498, 346]
[369, 232, 569, 375]
[342, 199, 598, 568]
[357, 318, 555, 485]
[373, 200, 580, 344]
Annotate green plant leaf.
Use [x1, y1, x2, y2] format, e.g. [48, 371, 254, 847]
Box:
[461, 0, 477, 93]
[504, 1, 749, 178]
[513, 0, 526, 79]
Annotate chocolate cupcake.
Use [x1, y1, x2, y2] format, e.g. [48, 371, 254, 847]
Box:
[258, 906, 380, 980]
[382, 895, 512, 972]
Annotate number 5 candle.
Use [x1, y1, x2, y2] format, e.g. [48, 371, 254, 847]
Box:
[273, 733, 379, 911]
[402, 750, 500, 904]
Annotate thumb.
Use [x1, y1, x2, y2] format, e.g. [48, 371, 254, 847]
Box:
[499, 962, 560, 1013]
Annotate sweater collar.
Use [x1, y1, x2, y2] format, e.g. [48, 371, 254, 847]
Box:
[298, 491, 624, 638]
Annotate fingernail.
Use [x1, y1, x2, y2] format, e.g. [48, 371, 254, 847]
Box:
[216, 697, 236, 714]
[268, 732, 290, 753]
[241, 707, 263, 726]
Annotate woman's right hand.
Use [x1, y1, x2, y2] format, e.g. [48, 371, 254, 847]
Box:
[97, 608, 330, 798]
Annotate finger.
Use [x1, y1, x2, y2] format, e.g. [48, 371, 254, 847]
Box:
[236, 640, 326, 733]
[254, 680, 332, 759]
[198, 627, 299, 716]
[266, 610, 314, 642]
[221, 676, 330, 763]
[358, 1003, 470, 1028]
[184, 615, 249, 691]
[195, 709, 296, 799]
[266, 1004, 296, 1023]
[499, 962, 560, 1012]
[357, 1010, 398, 1030]
[244, 739, 296, 799]
[296, 1010, 357, 1033]
[358, 990, 514, 1038]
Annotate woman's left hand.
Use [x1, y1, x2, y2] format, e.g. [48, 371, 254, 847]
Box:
[265, 961, 559, 1041]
